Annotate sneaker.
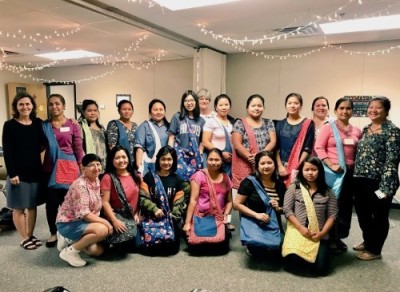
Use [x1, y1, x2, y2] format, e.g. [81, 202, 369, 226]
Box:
[356, 251, 382, 261]
[352, 242, 366, 252]
[57, 232, 69, 252]
[59, 247, 86, 267]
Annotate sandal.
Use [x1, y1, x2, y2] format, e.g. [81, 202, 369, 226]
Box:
[20, 238, 37, 250]
[353, 242, 366, 251]
[30, 236, 42, 247]
[356, 251, 382, 261]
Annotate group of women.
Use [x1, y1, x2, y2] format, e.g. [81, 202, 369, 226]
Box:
[2, 89, 399, 273]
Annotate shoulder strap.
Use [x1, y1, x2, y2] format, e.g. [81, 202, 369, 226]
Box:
[213, 117, 232, 153]
[151, 171, 171, 213]
[109, 173, 134, 217]
[144, 120, 162, 161]
[199, 169, 223, 220]
[114, 120, 130, 152]
[246, 176, 271, 207]
[329, 121, 346, 170]
[299, 183, 319, 232]
[81, 119, 96, 154]
[241, 118, 259, 153]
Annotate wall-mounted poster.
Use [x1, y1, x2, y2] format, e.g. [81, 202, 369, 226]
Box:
[344, 95, 380, 117]
[116, 94, 131, 106]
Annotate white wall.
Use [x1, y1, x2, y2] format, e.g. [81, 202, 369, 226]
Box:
[227, 40, 400, 130]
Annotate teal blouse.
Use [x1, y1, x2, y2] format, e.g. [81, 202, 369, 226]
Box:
[354, 121, 400, 197]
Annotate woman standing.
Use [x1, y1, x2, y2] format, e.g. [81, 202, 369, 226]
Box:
[43, 93, 84, 247]
[232, 94, 276, 189]
[197, 88, 215, 119]
[2, 92, 45, 250]
[276, 93, 314, 186]
[314, 97, 362, 253]
[183, 149, 233, 252]
[234, 151, 286, 257]
[106, 100, 137, 165]
[101, 145, 141, 247]
[282, 156, 337, 275]
[202, 94, 235, 177]
[168, 90, 205, 181]
[56, 154, 113, 267]
[311, 96, 330, 139]
[79, 99, 107, 169]
[135, 99, 169, 176]
[140, 146, 187, 254]
[353, 97, 400, 261]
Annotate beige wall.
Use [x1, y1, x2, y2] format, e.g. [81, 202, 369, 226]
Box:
[227, 40, 400, 130]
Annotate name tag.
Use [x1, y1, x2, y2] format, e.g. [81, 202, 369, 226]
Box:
[60, 126, 70, 133]
[343, 138, 354, 145]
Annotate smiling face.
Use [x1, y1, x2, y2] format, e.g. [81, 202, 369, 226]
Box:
[183, 95, 196, 113]
[257, 155, 276, 179]
[150, 102, 166, 123]
[118, 102, 133, 120]
[159, 153, 173, 172]
[112, 149, 129, 171]
[83, 161, 102, 181]
[313, 98, 329, 120]
[83, 104, 99, 123]
[16, 97, 33, 119]
[302, 162, 319, 184]
[367, 100, 387, 123]
[286, 96, 302, 116]
[199, 95, 211, 111]
[215, 97, 230, 118]
[247, 97, 264, 119]
[207, 151, 223, 172]
[48, 96, 65, 117]
[335, 100, 352, 123]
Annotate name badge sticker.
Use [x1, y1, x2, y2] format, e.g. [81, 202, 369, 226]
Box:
[60, 126, 70, 133]
[343, 138, 354, 145]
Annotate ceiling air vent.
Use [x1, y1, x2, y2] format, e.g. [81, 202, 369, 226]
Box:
[274, 25, 320, 38]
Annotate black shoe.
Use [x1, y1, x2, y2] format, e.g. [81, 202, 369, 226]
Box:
[335, 239, 348, 251]
[45, 240, 58, 248]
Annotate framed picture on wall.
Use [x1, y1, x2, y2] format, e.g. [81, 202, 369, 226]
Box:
[116, 94, 131, 106]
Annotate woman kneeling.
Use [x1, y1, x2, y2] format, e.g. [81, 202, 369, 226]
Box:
[56, 154, 113, 267]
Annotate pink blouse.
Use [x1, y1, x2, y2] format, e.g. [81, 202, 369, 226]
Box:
[314, 121, 362, 166]
[56, 175, 102, 222]
[191, 171, 232, 212]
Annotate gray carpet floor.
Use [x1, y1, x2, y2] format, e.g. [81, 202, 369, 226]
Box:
[1, 193, 400, 292]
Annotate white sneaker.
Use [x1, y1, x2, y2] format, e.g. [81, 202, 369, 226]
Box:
[57, 232, 68, 252]
[59, 247, 86, 267]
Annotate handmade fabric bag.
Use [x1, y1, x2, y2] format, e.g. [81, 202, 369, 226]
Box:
[323, 121, 346, 198]
[139, 120, 162, 175]
[43, 121, 80, 189]
[140, 171, 175, 247]
[188, 170, 225, 245]
[105, 173, 138, 244]
[240, 176, 282, 249]
[282, 183, 320, 263]
[284, 119, 312, 187]
[176, 118, 202, 181]
[232, 118, 259, 189]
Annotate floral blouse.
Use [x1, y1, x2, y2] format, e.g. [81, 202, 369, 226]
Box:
[354, 121, 400, 197]
[232, 118, 275, 151]
[56, 175, 102, 222]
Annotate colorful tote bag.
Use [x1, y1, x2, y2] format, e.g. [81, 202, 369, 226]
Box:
[176, 118, 202, 181]
[323, 121, 346, 198]
[188, 170, 225, 245]
[240, 176, 282, 250]
[282, 183, 320, 263]
[43, 121, 79, 190]
[232, 118, 259, 189]
[140, 171, 175, 247]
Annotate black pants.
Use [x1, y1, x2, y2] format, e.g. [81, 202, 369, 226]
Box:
[46, 186, 68, 235]
[354, 177, 391, 255]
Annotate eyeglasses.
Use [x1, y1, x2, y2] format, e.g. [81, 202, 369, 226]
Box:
[184, 99, 195, 103]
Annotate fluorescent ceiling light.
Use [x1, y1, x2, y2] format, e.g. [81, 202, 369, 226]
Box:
[35, 50, 102, 60]
[320, 14, 400, 34]
[152, 0, 238, 11]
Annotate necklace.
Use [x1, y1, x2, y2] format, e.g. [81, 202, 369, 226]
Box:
[369, 125, 382, 133]
[336, 121, 352, 137]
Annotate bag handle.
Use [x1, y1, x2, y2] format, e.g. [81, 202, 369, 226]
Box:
[196, 170, 224, 221]
[241, 118, 259, 154]
[151, 171, 172, 214]
[299, 183, 319, 232]
[109, 173, 135, 218]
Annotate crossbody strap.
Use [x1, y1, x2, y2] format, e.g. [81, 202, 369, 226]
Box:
[151, 171, 171, 214]
[199, 169, 224, 220]
[330, 121, 346, 171]
[241, 118, 259, 153]
[109, 173, 134, 217]
[299, 183, 319, 232]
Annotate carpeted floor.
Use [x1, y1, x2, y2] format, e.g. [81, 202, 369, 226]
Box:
[1, 192, 400, 292]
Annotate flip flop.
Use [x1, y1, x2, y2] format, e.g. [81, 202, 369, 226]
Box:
[30, 236, 43, 247]
[20, 238, 37, 250]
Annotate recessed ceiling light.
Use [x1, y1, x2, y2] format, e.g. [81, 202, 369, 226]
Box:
[35, 50, 102, 60]
[320, 14, 400, 34]
[152, 0, 238, 11]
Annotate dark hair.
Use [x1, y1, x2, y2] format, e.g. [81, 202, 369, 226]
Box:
[311, 96, 330, 111]
[246, 94, 265, 109]
[368, 96, 391, 115]
[155, 145, 177, 172]
[334, 97, 353, 110]
[285, 92, 303, 106]
[80, 99, 102, 128]
[148, 99, 170, 127]
[117, 99, 134, 112]
[179, 90, 200, 120]
[82, 153, 102, 167]
[48, 93, 66, 106]
[11, 92, 37, 119]
[207, 148, 224, 172]
[297, 156, 329, 194]
[105, 145, 140, 185]
[214, 94, 235, 124]
[253, 151, 278, 182]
